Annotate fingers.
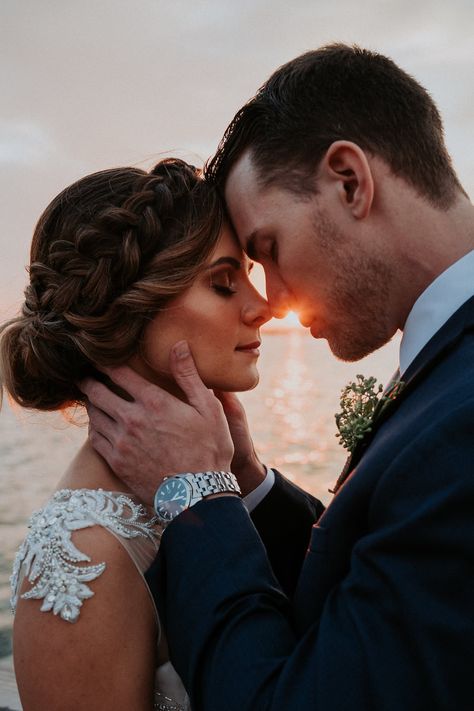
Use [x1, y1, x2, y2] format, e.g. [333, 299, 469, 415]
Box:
[79, 377, 131, 421]
[80, 366, 173, 421]
[86, 402, 117, 444]
[88, 425, 115, 463]
[170, 341, 213, 413]
[214, 390, 244, 418]
[97, 365, 154, 401]
[98, 364, 189, 413]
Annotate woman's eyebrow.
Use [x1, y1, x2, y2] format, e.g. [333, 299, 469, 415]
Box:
[206, 257, 242, 270]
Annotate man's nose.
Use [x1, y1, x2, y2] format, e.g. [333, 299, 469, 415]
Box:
[266, 280, 294, 319]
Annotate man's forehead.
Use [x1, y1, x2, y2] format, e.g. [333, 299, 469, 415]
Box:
[223, 157, 257, 244]
[225, 151, 261, 201]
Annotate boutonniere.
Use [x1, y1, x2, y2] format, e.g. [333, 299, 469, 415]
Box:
[335, 374, 405, 454]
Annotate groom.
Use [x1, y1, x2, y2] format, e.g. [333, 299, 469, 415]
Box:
[81, 45, 474, 709]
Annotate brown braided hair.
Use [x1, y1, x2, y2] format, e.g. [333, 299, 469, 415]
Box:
[0, 158, 224, 410]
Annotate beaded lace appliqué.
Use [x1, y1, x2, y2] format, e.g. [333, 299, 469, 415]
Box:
[10, 489, 160, 623]
[154, 693, 186, 711]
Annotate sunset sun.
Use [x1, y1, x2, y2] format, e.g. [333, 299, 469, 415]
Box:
[263, 310, 303, 331]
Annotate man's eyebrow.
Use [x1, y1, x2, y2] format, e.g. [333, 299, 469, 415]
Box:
[206, 256, 242, 270]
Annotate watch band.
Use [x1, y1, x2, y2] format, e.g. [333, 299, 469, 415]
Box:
[154, 470, 241, 526]
[185, 470, 242, 503]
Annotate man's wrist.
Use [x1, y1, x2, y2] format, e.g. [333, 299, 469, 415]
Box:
[232, 457, 266, 497]
[154, 471, 241, 525]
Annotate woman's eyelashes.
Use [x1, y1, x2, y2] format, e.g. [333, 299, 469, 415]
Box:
[212, 284, 237, 297]
[210, 271, 237, 296]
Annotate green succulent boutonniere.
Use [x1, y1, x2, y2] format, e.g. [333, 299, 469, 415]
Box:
[335, 374, 405, 454]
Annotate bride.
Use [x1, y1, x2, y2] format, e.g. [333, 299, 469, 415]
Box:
[0, 158, 270, 710]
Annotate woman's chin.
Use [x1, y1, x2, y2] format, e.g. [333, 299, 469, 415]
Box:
[241, 371, 260, 391]
[207, 370, 260, 393]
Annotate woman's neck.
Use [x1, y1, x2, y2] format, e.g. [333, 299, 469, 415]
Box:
[57, 359, 189, 499]
[56, 440, 135, 497]
[127, 354, 189, 402]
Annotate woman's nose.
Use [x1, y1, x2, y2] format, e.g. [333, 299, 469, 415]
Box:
[242, 290, 272, 327]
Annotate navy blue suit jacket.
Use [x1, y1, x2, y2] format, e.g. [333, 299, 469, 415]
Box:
[147, 295, 474, 710]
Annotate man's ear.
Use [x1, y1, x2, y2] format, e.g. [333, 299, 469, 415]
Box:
[321, 141, 374, 219]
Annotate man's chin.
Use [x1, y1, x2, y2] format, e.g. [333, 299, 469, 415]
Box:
[326, 332, 390, 363]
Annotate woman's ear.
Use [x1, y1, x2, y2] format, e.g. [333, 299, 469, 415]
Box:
[321, 141, 374, 219]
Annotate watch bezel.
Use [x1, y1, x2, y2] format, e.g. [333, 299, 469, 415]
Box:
[154, 476, 193, 524]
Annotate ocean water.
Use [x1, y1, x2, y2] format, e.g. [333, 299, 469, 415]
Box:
[0, 330, 399, 656]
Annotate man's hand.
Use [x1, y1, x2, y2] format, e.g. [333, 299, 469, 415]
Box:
[214, 391, 266, 496]
[79, 341, 234, 505]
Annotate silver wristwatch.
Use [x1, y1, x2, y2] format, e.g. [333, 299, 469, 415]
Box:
[153, 471, 241, 526]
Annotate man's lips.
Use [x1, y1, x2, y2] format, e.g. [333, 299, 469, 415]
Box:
[299, 316, 323, 338]
[310, 323, 323, 338]
[298, 315, 313, 328]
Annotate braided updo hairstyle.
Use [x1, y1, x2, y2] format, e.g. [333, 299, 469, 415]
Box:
[0, 159, 224, 410]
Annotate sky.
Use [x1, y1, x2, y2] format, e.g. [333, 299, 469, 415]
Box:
[1, 0, 473, 314]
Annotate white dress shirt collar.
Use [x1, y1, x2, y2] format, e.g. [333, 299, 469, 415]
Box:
[400, 250, 474, 375]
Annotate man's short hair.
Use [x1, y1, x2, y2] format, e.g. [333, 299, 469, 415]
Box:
[206, 44, 464, 209]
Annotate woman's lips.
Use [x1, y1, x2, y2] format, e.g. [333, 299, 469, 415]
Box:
[235, 341, 261, 355]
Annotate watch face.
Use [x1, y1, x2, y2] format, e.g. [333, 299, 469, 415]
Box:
[154, 478, 192, 522]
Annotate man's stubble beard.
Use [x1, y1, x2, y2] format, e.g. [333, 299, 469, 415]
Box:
[312, 208, 396, 362]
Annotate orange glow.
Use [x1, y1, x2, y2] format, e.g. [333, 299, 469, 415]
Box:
[250, 266, 303, 332]
[263, 310, 303, 332]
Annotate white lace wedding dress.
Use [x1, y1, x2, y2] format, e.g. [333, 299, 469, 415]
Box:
[10, 488, 191, 711]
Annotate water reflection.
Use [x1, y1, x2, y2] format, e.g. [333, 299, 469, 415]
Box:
[240, 331, 344, 492]
[241, 330, 400, 498]
[266, 332, 318, 448]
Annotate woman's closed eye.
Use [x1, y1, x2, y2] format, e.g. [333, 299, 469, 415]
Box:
[210, 271, 237, 296]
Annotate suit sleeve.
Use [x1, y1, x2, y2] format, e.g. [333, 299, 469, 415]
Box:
[249, 470, 324, 596]
[146, 400, 474, 711]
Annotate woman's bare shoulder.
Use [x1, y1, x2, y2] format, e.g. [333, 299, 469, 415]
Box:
[13, 490, 159, 710]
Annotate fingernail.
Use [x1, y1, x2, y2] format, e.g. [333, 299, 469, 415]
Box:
[174, 340, 190, 359]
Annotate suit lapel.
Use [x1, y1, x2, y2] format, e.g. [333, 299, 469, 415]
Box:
[331, 295, 474, 493]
